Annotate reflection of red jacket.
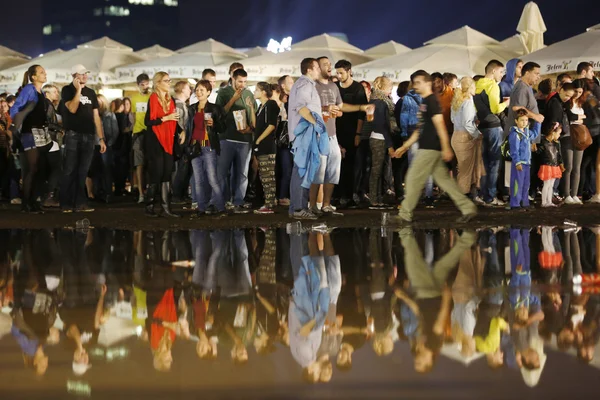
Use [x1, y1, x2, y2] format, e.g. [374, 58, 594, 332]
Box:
[538, 251, 563, 269]
[439, 86, 454, 134]
[150, 289, 177, 350]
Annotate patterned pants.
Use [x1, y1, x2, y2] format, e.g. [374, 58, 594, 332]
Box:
[258, 154, 277, 208]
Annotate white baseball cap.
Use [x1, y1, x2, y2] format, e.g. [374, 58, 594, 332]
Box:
[71, 64, 90, 75]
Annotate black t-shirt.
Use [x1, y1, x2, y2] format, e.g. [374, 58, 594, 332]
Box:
[417, 296, 444, 352]
[22, 91, 47, 133]
[254, 99, 279, 155]
[60, 305, 99, 346]
[336, 81, 367, 144]
[60, 84, 99, 134]
[417, 94, 443, 151]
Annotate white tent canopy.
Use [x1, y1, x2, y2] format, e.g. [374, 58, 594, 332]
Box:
[501, 35, 528, 56]
[0, 37, 144, 89]
[239, 33, 372, 81]
[0, 45, 30, 71]
[364, 41, 411, 59]
[135, 44, 175, 60]
[36, 48, 64, 59]
[116, 38, 247, 82]
[244, 46, 270, 58]
[523, 24, 600, 74]
[353, 26, 518, 82]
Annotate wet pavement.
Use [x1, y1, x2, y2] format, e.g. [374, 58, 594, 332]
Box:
[1, 226, 599, 399]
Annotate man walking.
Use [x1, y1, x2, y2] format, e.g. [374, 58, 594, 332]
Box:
[393, 70, 476, 223]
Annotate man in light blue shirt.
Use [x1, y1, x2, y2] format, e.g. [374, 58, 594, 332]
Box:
[287, 58, 323, 220]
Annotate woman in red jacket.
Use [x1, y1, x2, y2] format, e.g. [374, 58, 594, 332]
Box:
[144, 72, 183, 217]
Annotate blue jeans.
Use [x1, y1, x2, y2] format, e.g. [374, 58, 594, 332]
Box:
[60, 131, 95, 209]
[191, 148, 224, 212]
[480, 127, 503, 203]
[277, 147, 293, 200]
[218, 140, 251, 206]
[289, 163, 309, 214]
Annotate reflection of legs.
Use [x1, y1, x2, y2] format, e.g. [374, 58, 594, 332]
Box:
[431, 231, 476, 289]
[570, 231, 582, 276]
[400, 231, 436, 298]
[290, 232, 308, 280]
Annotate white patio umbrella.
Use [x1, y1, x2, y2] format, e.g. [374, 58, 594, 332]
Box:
[0, 45, 30, 71]
[0, 37, 144, 88]
[244, 46, 270, 58]
[239, 33, 372, 81]
[115, 38, 247, 82]
[135, 44, 175, 60]
[523, 24, 600, 74]
[364, 41, 411, 59]
[35, 49, 64, 59]
[501, 35, 528, 56]
[354, 26, 518, 82]
[517, 1, 547, 54]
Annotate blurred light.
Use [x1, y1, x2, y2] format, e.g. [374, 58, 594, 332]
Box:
[267, 36, 292, 54]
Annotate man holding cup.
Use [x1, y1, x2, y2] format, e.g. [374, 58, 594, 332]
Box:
[215, 69, 256, 214]
[314, 57, 374, 217]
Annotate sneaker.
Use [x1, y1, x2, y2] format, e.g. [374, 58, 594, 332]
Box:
[242, 202, 252, 209]
[322, 205, 343, 216]
[62, 208, 73, 213]
[10, 198, 22, 205]
[486, 198, 505, 207]
[254, 206, 275, 214]
[292, 209, 318, 220]
[42, 196, 60, 208]
[424, 197, 435, 208]
[278, 198, 290, 206]
[573, 196, 583, 205]
[137, 195, 145, 204]
[564, 196, 577, 205]
[473, 196, 486, 206]
[232, 206, 249, 214]
[541, 203, 557, 208]
[183, 202, 198, 210]
[75, 206, 95, 213]
[352, 193, 361, 205]
[310, 223, 332, 234]
[225, 202, 234, 210]
[589, 194, 600, 204]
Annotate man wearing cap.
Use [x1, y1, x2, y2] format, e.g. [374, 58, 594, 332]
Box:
[59, 64, 106, 212]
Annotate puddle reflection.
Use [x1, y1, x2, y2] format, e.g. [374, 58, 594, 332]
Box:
[1, 226, 600, 397]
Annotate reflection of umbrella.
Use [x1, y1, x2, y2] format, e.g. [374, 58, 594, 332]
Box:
[517, 2, 547, 53]
[441, 343, 485, 366]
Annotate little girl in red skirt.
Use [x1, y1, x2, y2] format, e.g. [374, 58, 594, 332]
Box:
[537, 127, 564, 207]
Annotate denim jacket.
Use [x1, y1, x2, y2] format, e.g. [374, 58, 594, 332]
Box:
[292, 111, 330, 189]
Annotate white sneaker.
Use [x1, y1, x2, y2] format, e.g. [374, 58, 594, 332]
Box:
[573, 196, 583, 205]
[137, 195, 145, 204]
[589, 194, 600, 204]
[564, 196, 577, 205]
[473, 196, 486, 206]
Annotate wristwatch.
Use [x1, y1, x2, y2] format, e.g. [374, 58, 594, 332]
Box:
[99, 137, 105, 142]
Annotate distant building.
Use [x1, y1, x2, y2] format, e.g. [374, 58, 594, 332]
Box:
[41, 0, 180, 52]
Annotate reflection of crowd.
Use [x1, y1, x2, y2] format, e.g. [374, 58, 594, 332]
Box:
[0, 226, 599, 385]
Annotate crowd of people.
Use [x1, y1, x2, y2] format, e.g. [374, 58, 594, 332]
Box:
[1, 225, 599, 384]
[0, 58, 599, 219]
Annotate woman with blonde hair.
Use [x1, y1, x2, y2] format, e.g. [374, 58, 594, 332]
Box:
[144, 71, 183, 217]
[367, 76, 397, 207]
[450, 77, 484, 201]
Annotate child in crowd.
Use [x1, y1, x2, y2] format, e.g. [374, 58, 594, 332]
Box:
[475, 316, 509, 368]
[507, 109, 540, 210]
[537, 125, 564, 207]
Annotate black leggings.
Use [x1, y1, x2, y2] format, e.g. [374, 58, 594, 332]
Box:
[22, 148, 40, 205]
[144, 131, 174, 184]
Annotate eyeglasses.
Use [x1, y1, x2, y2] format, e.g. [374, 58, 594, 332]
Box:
[162, 79, 172, 83]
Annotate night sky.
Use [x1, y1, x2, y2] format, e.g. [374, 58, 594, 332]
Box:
[3, 0, 600, 56]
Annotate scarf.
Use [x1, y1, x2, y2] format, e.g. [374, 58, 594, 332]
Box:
[149, 92, 176, 155]
[371, 89, 399, 132]
[150, 288, 177, 350]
